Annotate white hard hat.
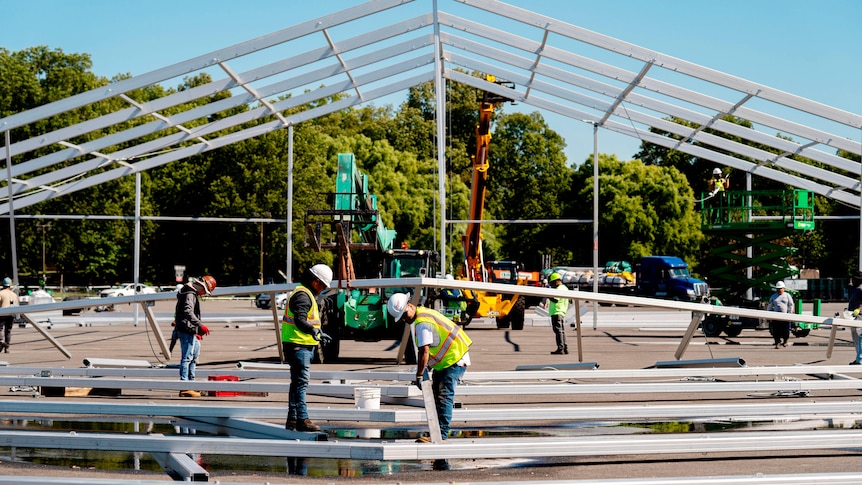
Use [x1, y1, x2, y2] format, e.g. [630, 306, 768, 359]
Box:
[444, 274, 454, 280]
[773, 281, 786, 289]
[309, 264, 333, 288]
[387, 292, 411, 321]
[713, 168, 722, 175]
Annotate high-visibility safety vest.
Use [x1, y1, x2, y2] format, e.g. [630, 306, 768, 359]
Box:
[549, 283, 569, 317]
[710, 175, 727, 193]
[281, 285, 321, 346]
[414, 307, 472, 370]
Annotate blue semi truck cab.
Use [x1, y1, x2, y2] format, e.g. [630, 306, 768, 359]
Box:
[636, 256, 709, 302]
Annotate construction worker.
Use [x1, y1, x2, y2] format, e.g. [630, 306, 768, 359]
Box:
[847, 270, 862, 364]
[387, 292, 472, 470]
[546, 272, 570, 354]
[439, 274, 468, 324]
[0, 277, 18, 353]
[175, 275, 215, 397]
[283, 264, 333, 432]
[766, 281, 793, 349]
[707, 167, 730, 224]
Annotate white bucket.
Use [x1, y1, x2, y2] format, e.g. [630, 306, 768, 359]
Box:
[353, 387, 381, 410]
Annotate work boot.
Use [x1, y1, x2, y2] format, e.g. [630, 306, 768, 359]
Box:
[179, 390, 201, 398]
[563, 346, 569, 355]
[285, 417, 297, 430]
[432, 459, 451, 471]
[296, 418, 321, 432]
[550, 349, 564, 355]
[416, 435, 448, 443]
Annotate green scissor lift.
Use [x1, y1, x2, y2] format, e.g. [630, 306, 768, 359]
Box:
[700, 189, 816, 337]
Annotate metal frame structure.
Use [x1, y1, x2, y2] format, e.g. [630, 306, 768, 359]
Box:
[1, 0, 861, 281]
[0, 276, 856, 362]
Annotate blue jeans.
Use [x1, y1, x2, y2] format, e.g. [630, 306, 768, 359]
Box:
[285, 344, 314, 420]
[852, 328, 862, 363]
[431, 364, 466, 438]
[178, 332, 199, 381]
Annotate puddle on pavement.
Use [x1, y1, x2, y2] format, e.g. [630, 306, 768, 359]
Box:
[0, 417, 830, 477]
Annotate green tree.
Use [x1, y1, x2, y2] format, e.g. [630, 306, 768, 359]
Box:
[570, 155, 705, 268]
[486, 111, 571, 268]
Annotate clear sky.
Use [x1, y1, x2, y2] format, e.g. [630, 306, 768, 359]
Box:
[3, 0, 860, 165]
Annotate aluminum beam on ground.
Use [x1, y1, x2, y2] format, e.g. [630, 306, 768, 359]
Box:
[149, 448, 208, 482]
[0, 376, 412, 397]
[4, 375, 862, 397]
[3, 400, 862, 426]
[4, 472, 862, 485]
[0, 365, 414, 382]
[3, 364, 859, 383]
[655, 358, 746, 368]
[465, 364, 862, 382]
[4, 429, 862, 462]
[180, 417, 326, 441]
[82, 358, 154, 368]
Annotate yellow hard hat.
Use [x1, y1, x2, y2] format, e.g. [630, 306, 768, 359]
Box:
[549, 272, 561, 283]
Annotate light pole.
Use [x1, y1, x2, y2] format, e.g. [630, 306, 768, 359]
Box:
[259, 220, 264, 285]
[255, 212, 270, 285]
[36, 222, 51, 283]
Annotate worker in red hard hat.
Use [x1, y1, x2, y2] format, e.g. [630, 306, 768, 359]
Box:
[175, 275, 215, 397]
[283, 264, 333, 432]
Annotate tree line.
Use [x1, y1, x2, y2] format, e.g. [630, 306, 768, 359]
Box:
[0, 46, 858, 289]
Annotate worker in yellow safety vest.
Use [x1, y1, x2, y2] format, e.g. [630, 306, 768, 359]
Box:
[282, 263, 333, 432]
[387, 292, 472, 470]
[546, 272, 570, 355]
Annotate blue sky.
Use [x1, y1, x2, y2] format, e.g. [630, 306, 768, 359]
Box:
[3, 0, 861, 165]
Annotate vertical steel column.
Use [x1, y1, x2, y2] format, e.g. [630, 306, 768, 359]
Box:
[134, 173, 141, 326]
[592, 123, 599, 330]
[278, 123, 294, 365]
[287, 123, 294, 283]
[4, 131, 19, 287]
[433, 0, 447, 275]
[746, 171, 753, 301]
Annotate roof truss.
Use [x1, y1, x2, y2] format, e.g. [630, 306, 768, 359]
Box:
[2, 0, 861, 214]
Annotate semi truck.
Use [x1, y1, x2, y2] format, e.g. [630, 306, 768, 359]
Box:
[554, 256, 709, 303]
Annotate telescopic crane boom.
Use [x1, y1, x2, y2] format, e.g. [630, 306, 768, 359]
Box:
[458, 75, 528, 330]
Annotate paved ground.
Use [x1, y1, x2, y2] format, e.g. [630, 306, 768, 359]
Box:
[1, 299, 861, 483]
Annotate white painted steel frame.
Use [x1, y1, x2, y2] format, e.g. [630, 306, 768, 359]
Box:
[0, 276, 855, 361]
[0, 0, 859, 216]
[3, 399, 862, 424]
[4, 475, 862, 485]
[2, 428, 862, 462]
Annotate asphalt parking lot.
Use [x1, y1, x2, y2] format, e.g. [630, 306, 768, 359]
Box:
[2, 298, 862, 483]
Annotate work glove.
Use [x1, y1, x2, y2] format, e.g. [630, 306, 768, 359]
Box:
[414, 369, 429, 390]
[313, 329, 332, 346]
[198, 325, 210, 336]
[854, 309, 860, 318]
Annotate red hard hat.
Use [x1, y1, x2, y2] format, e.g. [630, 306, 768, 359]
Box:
[193, 275, 217, 296]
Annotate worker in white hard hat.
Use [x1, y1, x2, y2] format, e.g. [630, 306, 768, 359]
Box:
[707, 167, 730, 224]
[282, 263, 333, 432]
[766, 280, 794, 349]
[0, 277, 18, 353]
[387, 292, 472, 470]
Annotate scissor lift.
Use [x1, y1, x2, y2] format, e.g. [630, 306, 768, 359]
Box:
[700, 189, 815, 336]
